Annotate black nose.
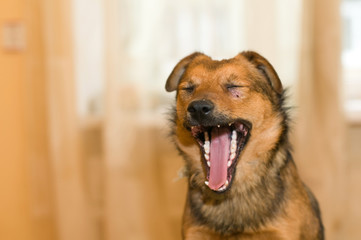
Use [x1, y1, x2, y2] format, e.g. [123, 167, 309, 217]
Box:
[187, 100, 214, 122]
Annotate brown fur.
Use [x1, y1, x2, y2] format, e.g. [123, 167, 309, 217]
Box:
[166, 51, 324, 240]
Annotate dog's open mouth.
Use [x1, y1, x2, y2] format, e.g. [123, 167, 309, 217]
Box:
[190, 121, 250, 192]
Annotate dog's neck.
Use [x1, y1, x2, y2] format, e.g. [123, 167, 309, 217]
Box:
[186, 146, 292, 235]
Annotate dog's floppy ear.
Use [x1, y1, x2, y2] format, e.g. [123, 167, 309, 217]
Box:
[239, 51, 283, 95]
[165, 52, 203, 92]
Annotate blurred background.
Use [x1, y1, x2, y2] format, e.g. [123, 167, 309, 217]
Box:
[0, 0, 360, 239]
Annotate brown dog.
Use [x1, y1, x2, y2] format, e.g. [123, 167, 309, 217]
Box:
[165, 51, 324, 240]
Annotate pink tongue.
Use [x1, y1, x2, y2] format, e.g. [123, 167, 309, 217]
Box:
[209, 127, 230, 190]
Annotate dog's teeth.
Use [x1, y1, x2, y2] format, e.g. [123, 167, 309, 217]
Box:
[230, 152, 236, 160]
[230, 131, 237, 153]
[225, 180, 229, 186]
[204, 141, 210, 153]
[204, 145, 209, 153]
[227, 160, 232, 167]
[232, 130, 237, 139]
[217, 125, 220, 128]
[207, 161, 211, 167]
[204, 132, 209, 141]
[204, 154, 209, 160]
[205, 181, 209, 186]
[231, 143, 237, 152]
[231, 141, 237, 151]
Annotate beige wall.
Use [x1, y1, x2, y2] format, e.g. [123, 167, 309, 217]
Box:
[0, 0, 57, 240]
[0, 1, 33, 239]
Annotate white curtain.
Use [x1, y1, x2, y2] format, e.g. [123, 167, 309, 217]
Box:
[36, 0, 351, 239]
[102, 1, 302, 239]
[102, 0, 302, 109]
[295, 0, 346, 239]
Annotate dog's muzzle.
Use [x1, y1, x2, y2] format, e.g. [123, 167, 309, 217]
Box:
[185, 99, 251, 192]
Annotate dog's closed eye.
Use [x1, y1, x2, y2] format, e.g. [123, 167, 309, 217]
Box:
[181, 85, 196, 93]
[225, 84, 243, 89]
[225, 84, 247, 98]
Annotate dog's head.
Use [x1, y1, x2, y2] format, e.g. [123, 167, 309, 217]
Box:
[166, 51, 287, 193]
